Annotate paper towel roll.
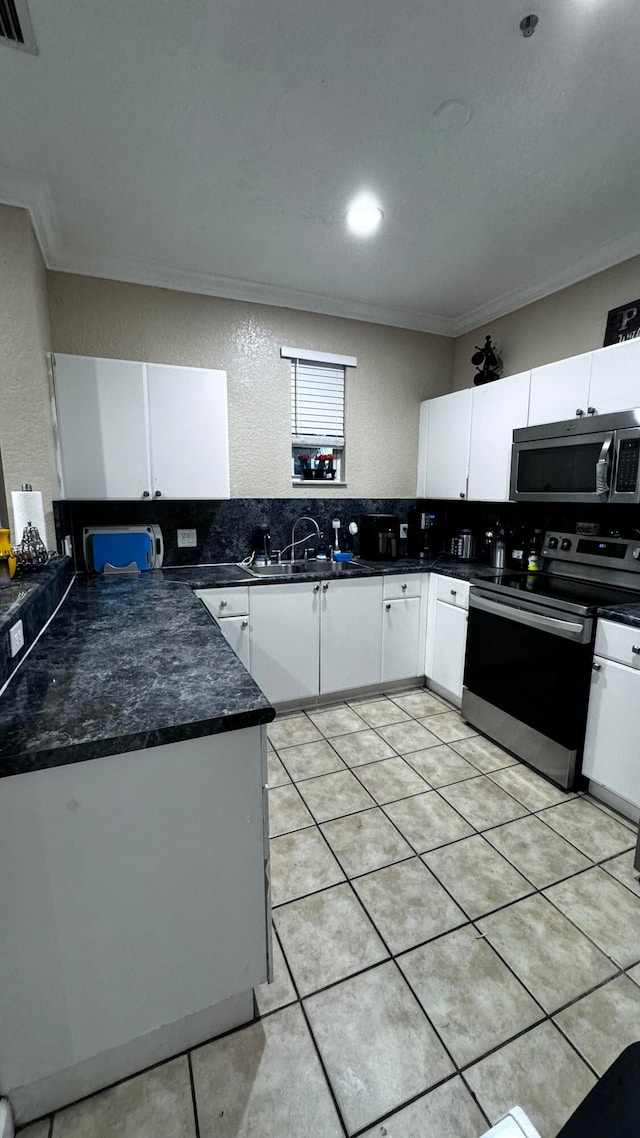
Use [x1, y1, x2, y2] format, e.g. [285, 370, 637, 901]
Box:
[11, 488, 48, 548]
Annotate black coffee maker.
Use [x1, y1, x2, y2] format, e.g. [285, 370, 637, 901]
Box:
[407, 508, 441, 559]
[250, 524, 272, 565]
[359, 515, 400, 561]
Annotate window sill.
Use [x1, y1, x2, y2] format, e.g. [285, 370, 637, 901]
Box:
[291, 480, 347, 487]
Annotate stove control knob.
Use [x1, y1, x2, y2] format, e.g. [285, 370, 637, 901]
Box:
[547, 536, 559, 550]
[561, 538, 572, 551]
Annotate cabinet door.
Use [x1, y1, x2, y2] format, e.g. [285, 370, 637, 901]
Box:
[216, 615, 251, 671]
[468, 372, 530, 501]
[527, 353, 592, 426]
[382, 597, 421, 683]
[430, 600, 468, 704]
[424, 390, 472, 500]
[146, 364, 230, 499]
[416, 400, 429, 497]
[320, 577, 383, 694]
[582, 656, 640, 810]
[250, 584, 320, 704]
[54, 354, 151, 499]
[588, 339, 640, 416]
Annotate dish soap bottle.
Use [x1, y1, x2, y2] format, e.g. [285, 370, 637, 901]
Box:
[527, 529, 542, 572]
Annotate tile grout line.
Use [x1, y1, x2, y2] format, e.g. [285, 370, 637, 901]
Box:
[187, 1052, 202, 1138]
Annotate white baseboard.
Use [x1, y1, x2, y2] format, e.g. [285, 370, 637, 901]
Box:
[0, 1100, 14, 1138]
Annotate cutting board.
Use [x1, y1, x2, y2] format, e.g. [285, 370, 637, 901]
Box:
[91, 532, 154, 572]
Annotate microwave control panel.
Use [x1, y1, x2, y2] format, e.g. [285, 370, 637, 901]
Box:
[615, 438, 640, 493]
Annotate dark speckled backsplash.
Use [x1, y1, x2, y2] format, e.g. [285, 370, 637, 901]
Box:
[54, 497, 640, 570]
[54, 498, 418, 568]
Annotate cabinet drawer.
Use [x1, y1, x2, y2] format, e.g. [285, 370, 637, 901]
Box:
[435, 576, 470, 610]
[196, 587, 250, 618]
[595, 619, 640, 669]
[383, 574, 422, 600]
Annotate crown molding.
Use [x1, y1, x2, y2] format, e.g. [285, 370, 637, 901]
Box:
[0, 164, 59, 263]
[2, 167, 640, 342]
[451, 226, 640, 337]
[48, 248, 458, 337]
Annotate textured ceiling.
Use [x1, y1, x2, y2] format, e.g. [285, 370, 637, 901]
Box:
[1, 0, 639, 334]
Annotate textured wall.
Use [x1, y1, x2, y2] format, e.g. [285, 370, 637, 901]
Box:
[453, 254, 640, 389]
[47, 273, 453, 499]
[0, 206, 58, 544]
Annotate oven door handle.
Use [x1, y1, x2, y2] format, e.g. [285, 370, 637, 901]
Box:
[470, 592, 590, 643]
[595, 433, 614, 497]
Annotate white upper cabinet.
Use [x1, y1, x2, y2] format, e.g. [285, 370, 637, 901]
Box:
[467, 371, 530, 501]
[54, 354, 230, 499]
[54, 355, 151, 499]
[588, 338, 640, 416]
[421, 389, 473, 500]
[146, 364, 229, 499]
[527, 352, 592, 426]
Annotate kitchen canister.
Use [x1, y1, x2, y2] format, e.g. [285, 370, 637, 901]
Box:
[11, 483, 47, 548]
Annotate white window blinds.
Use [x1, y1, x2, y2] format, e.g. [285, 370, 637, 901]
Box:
[291, 360, 345, 447]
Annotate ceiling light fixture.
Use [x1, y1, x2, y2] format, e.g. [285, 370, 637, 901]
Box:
[345, 195, 384, 237]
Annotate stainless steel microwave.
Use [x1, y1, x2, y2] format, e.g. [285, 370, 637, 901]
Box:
[510, 408, 640, 504]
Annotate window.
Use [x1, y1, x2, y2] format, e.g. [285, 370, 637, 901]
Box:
[282, 346, 357, 484]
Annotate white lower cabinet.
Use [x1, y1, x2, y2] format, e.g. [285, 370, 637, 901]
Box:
[249, 583, 320, 705]
[382, 597, 421, 683]
[425, 574, 469, 706]
[582, 620, 640, 816]
[430, 600, 468, 705]
[216, 615, 251, 671]
[320, 577, 383, 694]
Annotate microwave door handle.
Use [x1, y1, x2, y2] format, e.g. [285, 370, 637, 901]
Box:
[595, 433, 614, 497]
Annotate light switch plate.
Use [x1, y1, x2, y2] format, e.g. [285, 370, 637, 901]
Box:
[9, 620, 24, 658]
[177, 528, 197, 548]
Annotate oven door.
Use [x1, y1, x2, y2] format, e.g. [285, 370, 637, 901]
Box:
[510, 431, 614, 503]
[462, 590, 594, 788]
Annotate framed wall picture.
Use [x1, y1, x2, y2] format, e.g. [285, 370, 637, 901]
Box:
[603, 300, 640, 346]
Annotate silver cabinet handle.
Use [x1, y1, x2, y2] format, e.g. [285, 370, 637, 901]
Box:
[313, 584, 320, 593]
[588, 406, 597, 415]
[451, 589, 457, 597]
[219, 599, 227, 608]
[322, 582, 329, 592]
[385, 602, 391, 611]
[241, 619, 248, 629]
[142, 490, 150, 497]
[592, 661, 601, 671]
[459, 492, 465, 499]
[632, 646, 640, 655]
[401, 583, 407, 591]
[154, 490, 162, 497]
[576, 408, 585, 417]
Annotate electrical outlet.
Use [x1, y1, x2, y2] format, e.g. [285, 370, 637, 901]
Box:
[400, 523, 408, 539]
[9, 620, 24, 658]
[177, 528, 197, 548]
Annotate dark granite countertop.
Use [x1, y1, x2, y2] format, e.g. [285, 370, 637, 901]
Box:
[597, 602, 640, 628]
[6, 551, 611, 780]
[0, 571, 274, 779]
[159, 556, 500, 588]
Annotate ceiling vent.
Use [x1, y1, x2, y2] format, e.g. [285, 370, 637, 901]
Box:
[0, 0, 37, 54]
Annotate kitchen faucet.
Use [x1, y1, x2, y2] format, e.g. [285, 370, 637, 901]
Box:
[283, 515, 322, 562]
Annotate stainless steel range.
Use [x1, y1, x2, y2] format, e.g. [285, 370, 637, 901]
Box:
[462, 530, 640, 789]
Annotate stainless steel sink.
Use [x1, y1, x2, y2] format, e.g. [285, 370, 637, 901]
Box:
[241, 560, 329, 577]
[239, 560, 362, 578]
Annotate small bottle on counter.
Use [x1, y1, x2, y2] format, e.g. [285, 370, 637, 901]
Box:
[527, 529, 543, 572]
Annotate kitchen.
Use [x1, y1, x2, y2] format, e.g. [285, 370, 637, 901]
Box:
[1, 3, 640, 1137]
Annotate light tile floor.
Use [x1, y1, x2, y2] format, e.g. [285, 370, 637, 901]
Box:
[20, 687, 640, 1138]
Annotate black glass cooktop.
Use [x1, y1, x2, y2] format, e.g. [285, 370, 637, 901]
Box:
[475, 572, 640, 614]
